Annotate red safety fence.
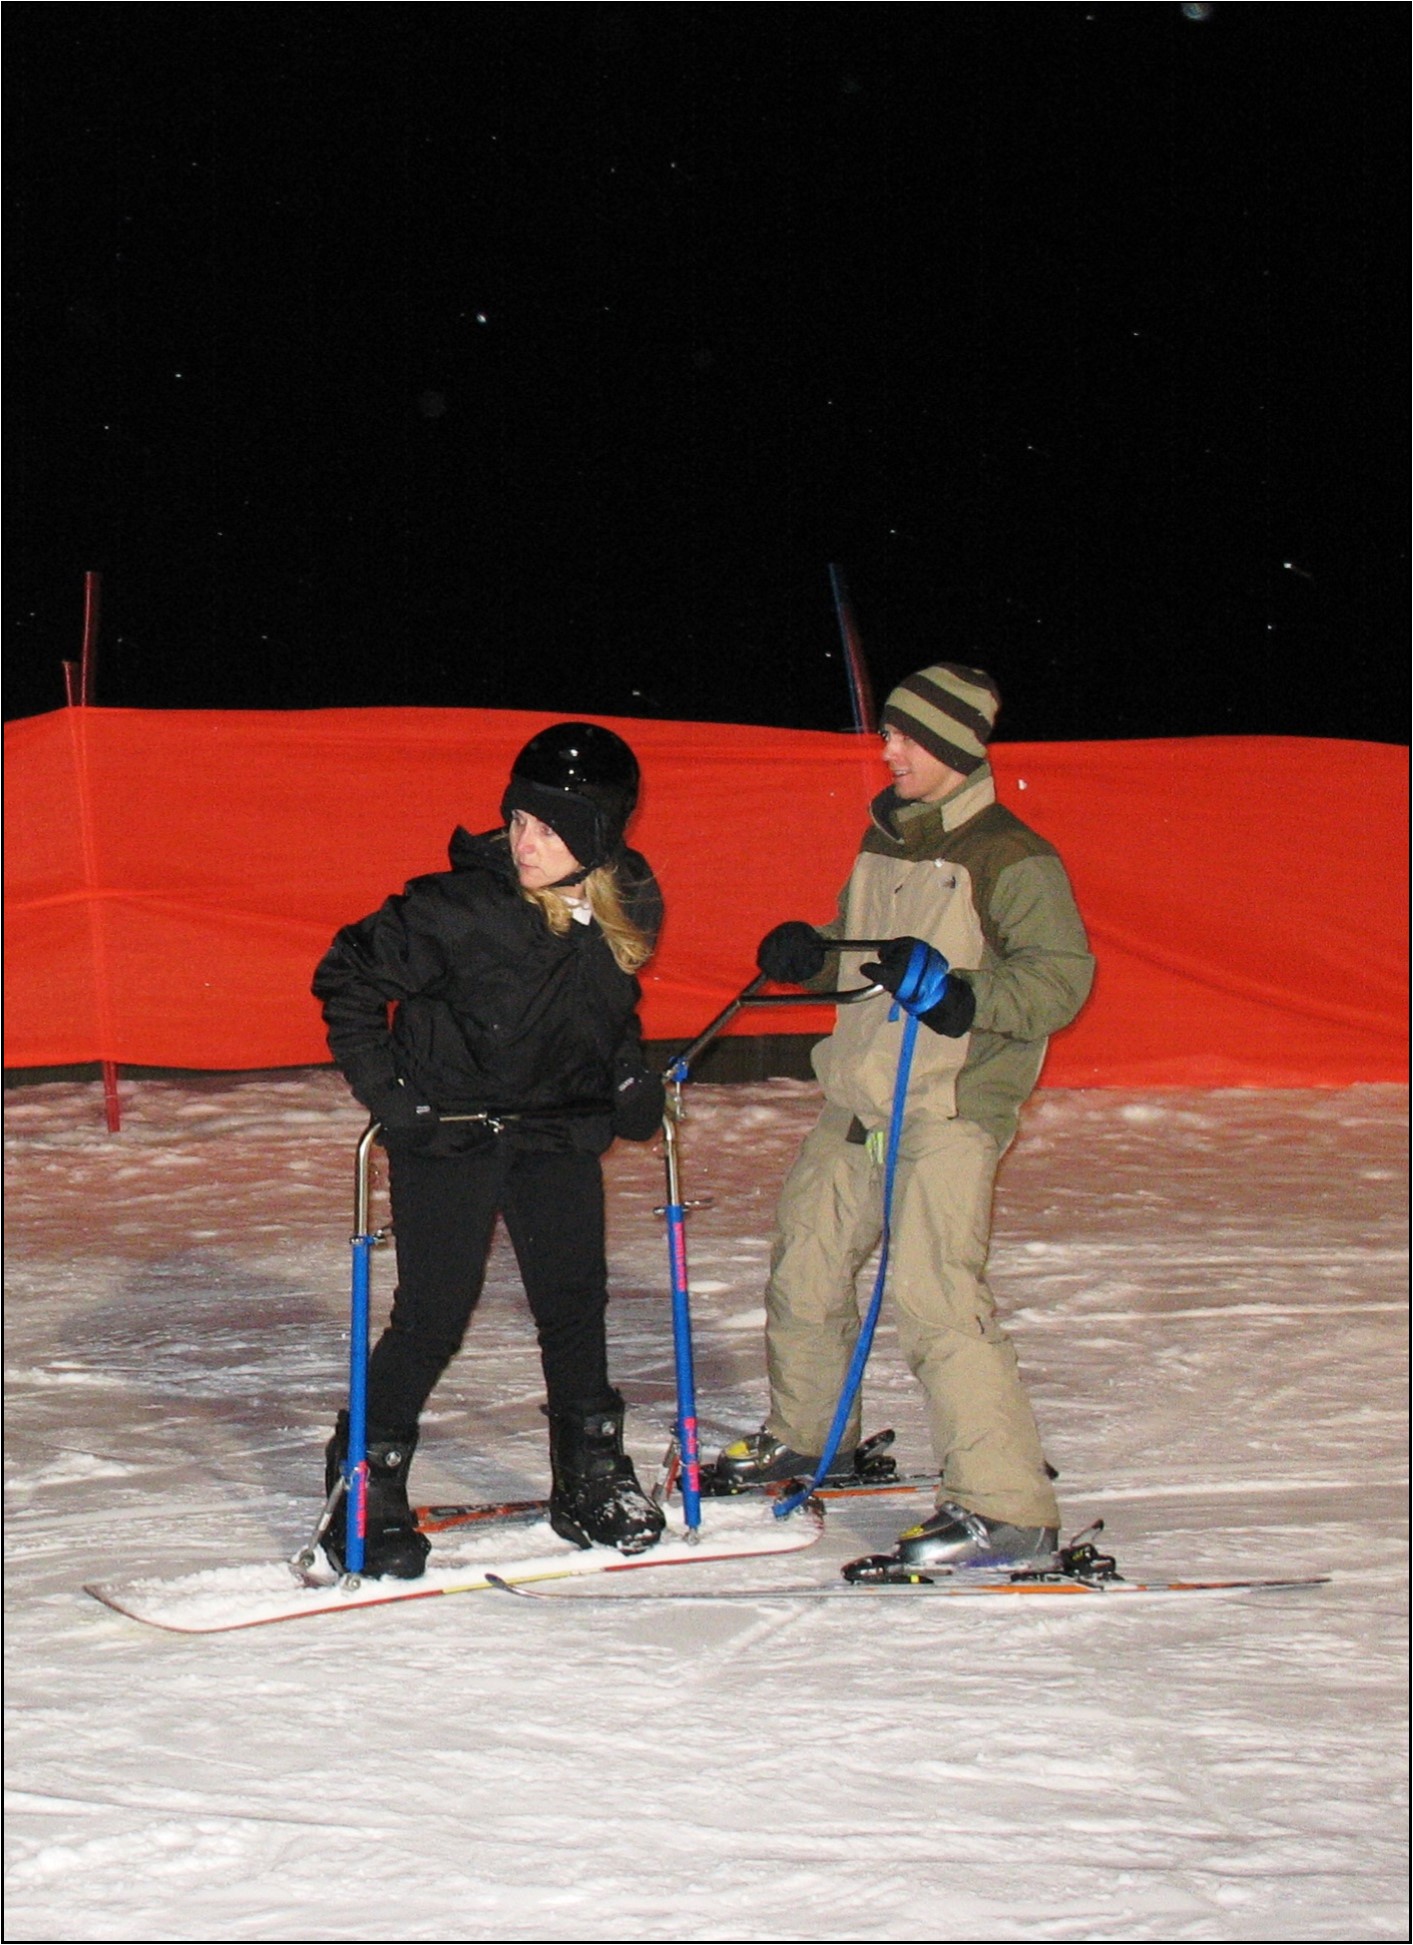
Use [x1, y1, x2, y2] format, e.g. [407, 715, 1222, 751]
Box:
[4, 706, 1408, 1086]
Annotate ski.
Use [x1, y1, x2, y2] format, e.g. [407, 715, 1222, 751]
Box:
[414, 1430, 931, 1534]
[476, 1533, 1329, 1605]
[413, 1474, 933, 1536]
[416, 1497, 551, 1535]
[702, 1473, 938, 1503]
[483, 1571, 1330, 1606]
[84, 1499, 824, 1635]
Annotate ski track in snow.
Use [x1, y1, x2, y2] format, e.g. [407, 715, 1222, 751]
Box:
[4, 1072, 1408, 1942]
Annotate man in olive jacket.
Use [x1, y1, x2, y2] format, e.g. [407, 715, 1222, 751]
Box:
[717, 664, 1095, 1569]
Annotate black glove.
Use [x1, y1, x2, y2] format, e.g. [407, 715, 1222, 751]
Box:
[757, 920, 828, 985]
[612, 1065, 667, 1142]
[859, 937, 977, 1039]
[362, 1078, 440, 1141]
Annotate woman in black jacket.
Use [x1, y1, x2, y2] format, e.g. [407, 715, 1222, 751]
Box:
[312, 723, 668, 1577]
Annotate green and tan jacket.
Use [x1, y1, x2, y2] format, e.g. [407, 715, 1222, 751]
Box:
[811, 764, 1095, 1149]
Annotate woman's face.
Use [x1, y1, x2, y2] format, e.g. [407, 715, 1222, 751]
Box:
[509, 809, 582, 891]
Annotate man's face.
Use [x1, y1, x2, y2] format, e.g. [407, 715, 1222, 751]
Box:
[881, 727, 964, 803]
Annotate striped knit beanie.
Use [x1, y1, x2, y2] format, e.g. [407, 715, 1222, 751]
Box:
[881, 664, 1001, 775]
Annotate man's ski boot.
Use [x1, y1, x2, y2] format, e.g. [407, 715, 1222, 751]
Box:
[896, 1500, 1059, 1570]
[708, 1426, 900, 1494]
[322, 1412, 431, 1580]
[547, 1396, 666, 1556]
[711, 1428, 823, 1490]
[844, 1516, 1112, 1587]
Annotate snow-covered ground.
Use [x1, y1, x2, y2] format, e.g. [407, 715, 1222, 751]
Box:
[4, 1071, 1408, 1943]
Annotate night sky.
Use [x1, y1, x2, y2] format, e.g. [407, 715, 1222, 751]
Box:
[9, 4, 1407, 742]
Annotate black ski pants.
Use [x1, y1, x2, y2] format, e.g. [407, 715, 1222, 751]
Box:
[365, 1138, 615, 1430]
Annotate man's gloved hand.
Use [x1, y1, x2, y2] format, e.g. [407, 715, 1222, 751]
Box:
[757, 920, 829, 984]
[859, 937, 977, 1039]
[363, 1078, 440, 1141]
[612, 1065, 667, 1142]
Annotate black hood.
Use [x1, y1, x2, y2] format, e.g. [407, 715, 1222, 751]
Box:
[446, 825, 516, 876]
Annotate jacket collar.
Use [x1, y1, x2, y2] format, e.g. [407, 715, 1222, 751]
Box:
[869, 762, 996, 847]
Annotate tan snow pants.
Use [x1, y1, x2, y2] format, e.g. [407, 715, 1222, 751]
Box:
[763, 1102, 1059, 1528]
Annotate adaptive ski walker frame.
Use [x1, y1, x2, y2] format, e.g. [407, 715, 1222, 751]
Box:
[657, 954, 895, 1534]
[308, 946, 899, 1581]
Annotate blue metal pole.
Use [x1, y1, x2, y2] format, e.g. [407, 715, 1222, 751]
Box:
[666, 1200, 702, 1534]
[342, 1122, 381, 1578]
[772, 980, 930, 1519]
[344, 1232, 371, 1576]
[661, 1071, 701, 1534]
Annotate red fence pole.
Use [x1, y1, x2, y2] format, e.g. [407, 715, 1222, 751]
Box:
[80, 572, 102, 707]
[66, 572, 122, 1132]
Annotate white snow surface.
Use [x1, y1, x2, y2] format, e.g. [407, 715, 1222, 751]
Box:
[4, 1071, 1408, 1943]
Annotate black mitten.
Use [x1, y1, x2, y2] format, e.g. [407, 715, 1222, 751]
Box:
[612, 1066, 667, 1142]
[917, 977, 976, 1039]
[859, 938, 977, 1039]
[362, 1078, 440, 1141]
[757, 920, 828, 984]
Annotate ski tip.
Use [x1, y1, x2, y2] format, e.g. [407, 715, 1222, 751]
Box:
[484, 1572, 535, 1599]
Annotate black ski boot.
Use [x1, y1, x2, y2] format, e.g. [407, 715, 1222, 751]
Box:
[709, 1426, 898, 1493]
[711, 1428, 823, 1489]
[546, 1397, 666, 1555]
[896, 1500, 1059, 1570]
[322, 1412, 431, 1580]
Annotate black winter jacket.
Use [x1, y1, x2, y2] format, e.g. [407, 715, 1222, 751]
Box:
[312, 827, 662, 1155]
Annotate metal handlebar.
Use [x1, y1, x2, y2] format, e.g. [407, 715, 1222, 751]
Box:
[661, 943, 892, 1085]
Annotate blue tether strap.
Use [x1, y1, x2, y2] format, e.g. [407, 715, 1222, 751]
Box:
[773, 941, 950, 1517]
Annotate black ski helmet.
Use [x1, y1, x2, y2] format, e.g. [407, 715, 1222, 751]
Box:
[500, 722, 641, 874]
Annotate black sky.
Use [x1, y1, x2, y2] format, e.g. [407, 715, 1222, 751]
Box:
[8, 3, 1407, 741]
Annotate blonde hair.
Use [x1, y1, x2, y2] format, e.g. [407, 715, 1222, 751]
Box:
[521, 865, 654, 974]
